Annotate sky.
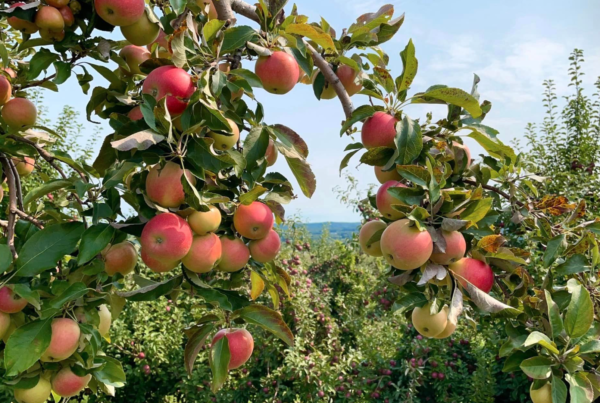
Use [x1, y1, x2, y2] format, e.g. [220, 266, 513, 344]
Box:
[37, 0, 600, 223]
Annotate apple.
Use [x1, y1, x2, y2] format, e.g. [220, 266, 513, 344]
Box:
[265, 138, 278, 166]
[128, 106, 144, 121]
[47, 0, 70, 6]
[140, 212, 193, 271]
[212, 328, 254, 369]
[362, 112, 398, 149]
[41, 318, 80, 362]
[433, 320, 457, 339]
[233, 201, 274, 240]
[141, 249, 179, 273]
[530, 383, 552, 403]
[359, 220, 387, 257]
[380, 219, 433, 270]
[51, 367, 91, 398]
[119, 45, 151, 76]
[8, 3, 39, 34]
[337, 65, 363, 96]
[94, 0, 146, 27]
[449, 257, 494, 293]
[188, 205, 222, 235]
[0, 286, 28, 313]
[39, 29, 65, 42]
[453, 141, 472, 168]
[98, 304, 112, 337]
[182, 233, 222, 273]
[146, 161, 196, 208]
[207, 118, 240, 151]
[249, 229, 281, 263]
[412, 303, 449, 338]
[14, 376, 52, 403]
[376, 180, 407, 220]
[142, 66, 195, 116]
[0, 75, 12, 106]
[58, 6, 75, 27]
[217, 237, 250, 272]
[374, 165, 401, 184]
[2, 98, 37, 128]
[255, 51, 300, 95]
[102, 241, 137, 276]
[147, 29, 171, 56]
[120, 10, 160, 46]
[11, 156, 35, 177]
[0, 312, 10, 339]
[3, 68, 17, 79]
[35, 6, 65, 31]
[430, 231, 466, 265]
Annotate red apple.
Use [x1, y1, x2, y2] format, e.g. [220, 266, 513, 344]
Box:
[212, 328, 254, 369]
[380, 219, 433, 270]
[362, 112, 398, 149]
[102, 241, 138, 276]
[146, 161, 196, 208]
[249, 229, 281, 263]
[120, 45, 151, 76]
[233, 201, 274, 240]
[35, 6, 65, 31]
[51, 367, 91, 398]
[128, 106, 144, 121]
[140, 213, 193, 272]
[2, 98, 37, 128]
[449, 258, 494, 293]
[430, 231, 467, 265]
[0, 76, 12, 106]
[182, 233, 222, 273]
[47, 0, 70, 6]
[58, 6, 75, 27]
[142, 66, 195, 116]
[0, 286, 27, 313]
[217, 237, 250, 272]
[359, 220, 387, 257]
[255, 51, 300, 95]
[12, 156, 35, 176]
[8, 3, 39, 34]
[94, 0, 146, 27]
[265, 138, 278, 166]
[376, 180, 407, 220]
[374, 165, 401, 184]
[41, 318, 80, 362]
[337, 65, 363, 96]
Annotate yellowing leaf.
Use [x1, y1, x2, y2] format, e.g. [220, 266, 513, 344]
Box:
[478, 235, 506, 253]
[286, 24, 336, 52]
[250, 271, 265, 300]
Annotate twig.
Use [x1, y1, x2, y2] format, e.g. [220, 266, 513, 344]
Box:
[13, 209, 44, 229]
[7, 159, 24, 211]
[463, 179, 525, 208]
[1, 157, 18, 259]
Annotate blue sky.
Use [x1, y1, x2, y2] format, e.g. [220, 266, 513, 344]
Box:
[38, 0, 600, 223]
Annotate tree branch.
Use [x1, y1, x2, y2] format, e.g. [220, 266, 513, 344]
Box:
[463, 179, 525, 208]
[215, 0, 237, 22]
[1, 157, 18, 259]
[13, 209, 44, 229]
[230, 0, 260, 23]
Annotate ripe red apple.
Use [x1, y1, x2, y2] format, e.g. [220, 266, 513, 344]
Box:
[188, 205, 222, 235]
[142, 66, 195, 116]
[8, 3, 39, 34]
[120, 45, 151, 76]
[0, 76, 12, 106]
[0, 312, 10, 340]
[453, 141, 472, 168]
[233, 201, 274, 240]
[362, 112, 398, 149]
[376, 180, 407, 220]
[120, 10, 160, 46]
[51, 367, 91, 398]
[249, 229, 281, 263]
[146, 161, 196, 208]
[35, 6, 65, 31]
[430, 231, 466, 265]
[207, 118, 240, 151]
[380, 219, 433, 270]
[140, 213, 193, 272]
[255, 51, 300, 95]
[182, 233, 222, 273]
[102, 241, 137, 276]
[0, 286, 28, 313]
[359, 220, 387, 257]
[39, 28, 65, 42]
[212, 328, 254, 369]
[412, 303, 449, 338]
[41, 318, 80, 362]
[141, 249, 179, 273]
[449, 257, 494, 293]
[2, 98, 37, 128]
[47, 0, 70, 6]
[374, 165, 401, 184]
[14, 375, 52, 403]
[337, 65, 363, 96]
[58, 6, 75, 27]
[94, 0, 146, 27]
[217, 237, 250, 272]
[128, 106, 144, 121]
[265, 138, 278, 166]
[12, 156, 35, 177]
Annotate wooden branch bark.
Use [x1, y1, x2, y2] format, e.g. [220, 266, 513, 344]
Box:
[214, 0, 237, 22]
[1, 157, 19, 259]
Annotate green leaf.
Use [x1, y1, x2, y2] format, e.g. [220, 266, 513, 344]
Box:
[502, 350, 536, 373]
[12, 284, 40, 310]
[340, 105, 375, 135]
[230, 69, 263, 89]
[187, 137, 235, 173]
[243, 127, 270, 168]
[551, 375, 568, 403]
[286, 24, 336, 52]
[580, 340, 600, 355]
[0, 244, 13, 275]
[275, 143, 316, 198]
[523, 331, 559, 354]
[15, 222, 85, 277]
[184, 324, 215, 375]
[88, 63, 123, 89]
[222, 26, 259, 53]
[77, 224, 115, 266]
[566, 373, 594, 403]
[210, 336, 230, 393]
[414, 87, 482, 118]
[23, 179, 73, 208]
[395, 115, 422, 165]
[53, 61, 72, 85]
[235, 305, 294, 346]
[387, 187, 425, 206]
[93, 356, 126, 387]
[271, 124, 309, 158]
[117, 275, 183, 301]
[564, 280, 593, 339]
[467, 129, 517, 162]
[391, 292, 427, 314]
[41, 283, 89, 318]
[460, 198, 493, 224]
[545, 290, 564, 340]
[544, 234, 566, 268]
[520, 356, 553, 379]
[27, 48, 58, 80]
[5, 318, 52, 376]
[396, 39, 418, 93]
[555, 254, 589, 276]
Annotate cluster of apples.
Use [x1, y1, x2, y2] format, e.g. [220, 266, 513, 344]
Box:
[0, 67, 38, 130]
[0, 286, 112, 402]
[7, 0, 74, 42]
[358, 112, 493, 339]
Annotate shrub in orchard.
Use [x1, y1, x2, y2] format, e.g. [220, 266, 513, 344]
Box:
[11, 157, 35, 177]
[94, 0, 146, 27]
[140, 213, 193, 272]
[359, 220, 387, 257]
[430, 231, 466, 265]
[120, 10, 160, 46]
[14, 376, 52, 403]
[207, 118, 240, 151]
[0, 75, 11, 106]
[376, 180, 407, 220]
[217, 237, 250, 272]
[1, 97, 37, 128]
[146, 161, 196, 208]
[34, 6, 64, 31]
[234, 201, 274, 240]
[51, 367, 92, 398]
[380, 220, 433, 270]
[361, 112, 398, 149]
[40, 318, 80, 362]
[0, 286, 28, 313]
[182, 233, 222, 273]
[448, 258, 494, 293]
[530, 383, 552, 403]
[255, 51, 300, 94]
[249, 230, 281, 263]
[120, 45, 151, 76]
[374, 165, 401, 184]
[188, 206, 222, 235]
[7, 3, 39, 34]
[142, 65, 195, 115]
[412, 303, 449, 338]
[212, 328, 254, 369]
[102, 242, 138, 276]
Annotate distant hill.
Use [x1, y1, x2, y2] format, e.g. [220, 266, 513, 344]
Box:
[280, 222, 361, 239]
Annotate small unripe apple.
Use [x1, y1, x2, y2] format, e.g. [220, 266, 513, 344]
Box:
[47, 0, 70, 6]
[35, 6, 65, 31]
[374, 165, 401, 184]
[433, 320, 457, 339]
[98, 304, 112, 337]
[530, 382, 552, 403]
[207, 118, 240, 151]
[120, 10, 160, 46]
[58, 6, 75, 27]
[412, 303, 449, 338]
[265, 138, 278, 166]
[188, 206, 222, 235]
[359, 220, 387, 257]
[376, 180, 407, 220]
[2, 98, 37, 128]
[39, 28, 65, 42]
[14, 375, 52, 403]
[128, 106, 144, 121]
[0, 312, 10, 340]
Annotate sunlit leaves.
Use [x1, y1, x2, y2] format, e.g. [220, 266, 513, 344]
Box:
[235, 305, 294, 346]
[5, 318, 52, 376]
[564, 279, 593, 339]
